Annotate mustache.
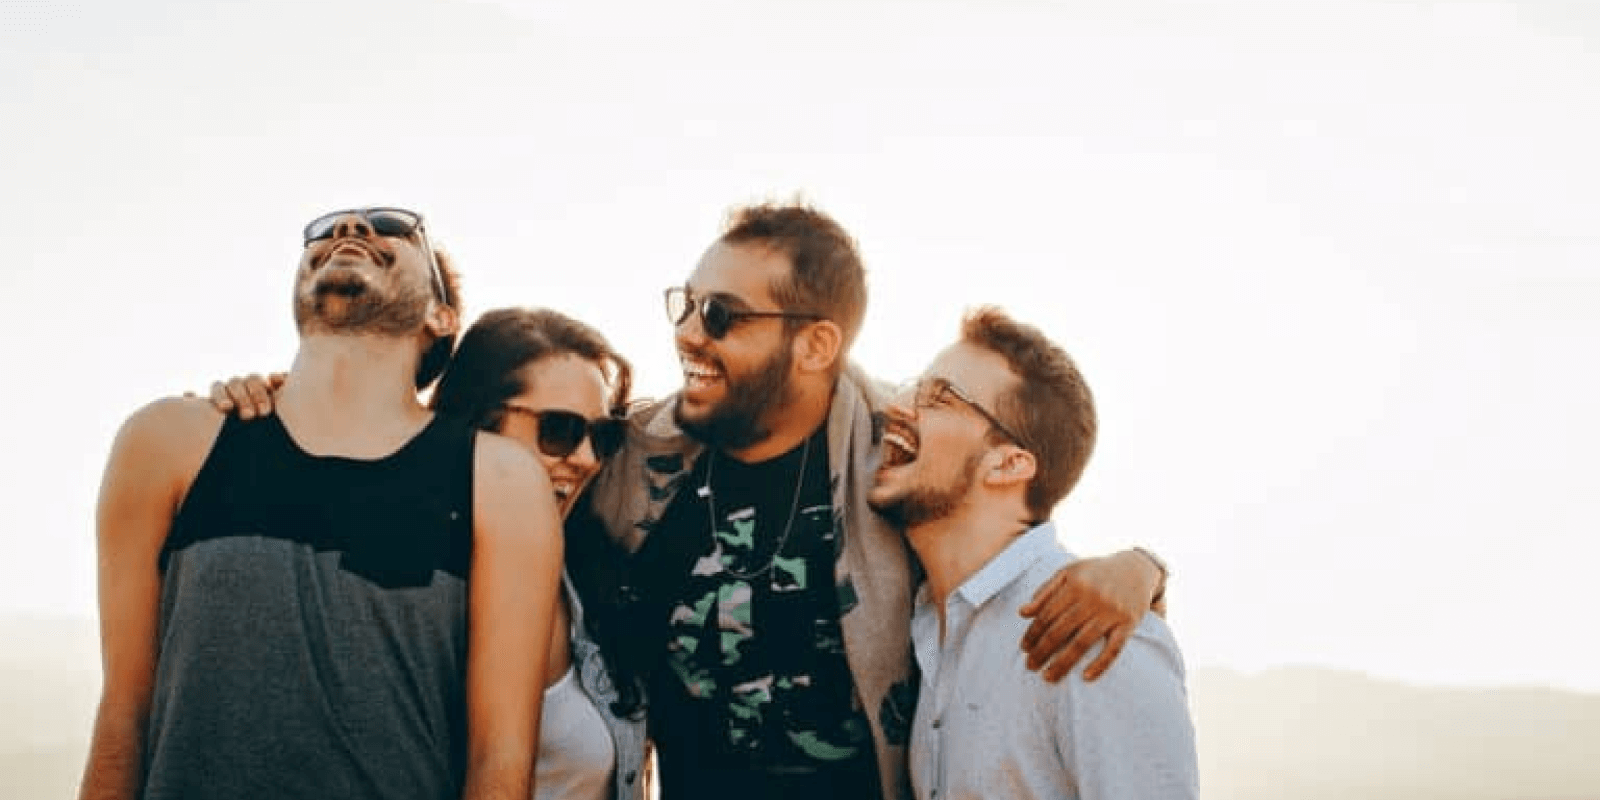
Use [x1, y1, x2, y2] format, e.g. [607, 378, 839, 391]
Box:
[306, 237, 397, 270]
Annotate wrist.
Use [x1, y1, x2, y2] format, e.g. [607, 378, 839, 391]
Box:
[1130, 546, 1169, 606]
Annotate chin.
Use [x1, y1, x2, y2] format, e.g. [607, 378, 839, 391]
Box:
[676, 389, 719, 416]
[671, 400, 712, 434]
[866, 484, 900, 513]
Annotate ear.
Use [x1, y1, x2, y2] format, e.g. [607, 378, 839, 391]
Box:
[425, 301, 460, 339]
[792, 320, 843, 375]
[984, 445, 1037, 489]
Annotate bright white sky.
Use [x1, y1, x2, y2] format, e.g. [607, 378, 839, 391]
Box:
[3, 0, 1596, 692]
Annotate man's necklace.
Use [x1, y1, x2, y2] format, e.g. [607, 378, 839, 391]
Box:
[700, 436, 812, 581]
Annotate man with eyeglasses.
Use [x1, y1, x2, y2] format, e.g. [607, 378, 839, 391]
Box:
[869, 307, 1198, 800]
[81, 209, 563, 799]
[584, 202, 1174, 800]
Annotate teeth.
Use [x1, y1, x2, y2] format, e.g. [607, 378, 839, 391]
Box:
[881, 429, 918, 468]
[883, 431, 918, 456]
[680, 355, 721, 380]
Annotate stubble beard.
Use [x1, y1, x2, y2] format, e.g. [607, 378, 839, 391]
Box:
[869, 450, 983, 530]
[674, 340, 795, 452]
[294, 271, 432, 338]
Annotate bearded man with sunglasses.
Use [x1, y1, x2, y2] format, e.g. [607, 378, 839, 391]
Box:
[81, 209, 563, 800]
[584, 202, 1174, 800]
[870, 308, 1198, 800]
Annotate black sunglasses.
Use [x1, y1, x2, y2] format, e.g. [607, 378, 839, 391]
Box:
[499, 405, 625, 460]
[905, 376, 1031, 451]
[302, 207, 446, 300]
[663, 286, 823, 340]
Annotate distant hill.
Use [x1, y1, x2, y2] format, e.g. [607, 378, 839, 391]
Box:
[1192, 666, 1600, 800]
[5, 616, 1598, 798]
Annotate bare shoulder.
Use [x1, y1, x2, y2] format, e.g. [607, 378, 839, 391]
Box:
[115, 396, 227, 469]
[100, 396, 227, 532]
[472, 430, 549, 486]
[471, 430, 557, 542]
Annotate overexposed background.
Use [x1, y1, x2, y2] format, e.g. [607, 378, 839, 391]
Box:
[4, 0, 1596, 725]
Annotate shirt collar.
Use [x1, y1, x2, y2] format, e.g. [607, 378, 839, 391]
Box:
[954, 521, 1060, 609]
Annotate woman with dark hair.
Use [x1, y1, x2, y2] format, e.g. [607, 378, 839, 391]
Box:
[431, 307, 648, 800]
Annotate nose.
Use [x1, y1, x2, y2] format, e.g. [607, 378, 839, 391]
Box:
[886, 382, 919, 415]
[675, 303, 709, 348]
[566, 435, 599, 473]
[330, 213, 375, 240]
[883, 393, 918, 427]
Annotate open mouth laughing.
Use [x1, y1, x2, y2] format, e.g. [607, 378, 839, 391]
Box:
[549, 474, 593, 509]
[880, 420, 920, 468]
[680, 351, 723, 392]
[313, 237, 391, 270]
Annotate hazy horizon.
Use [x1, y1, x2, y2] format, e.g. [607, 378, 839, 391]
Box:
[8, 614, 1600, 798]
[4, 0, 1598, 698]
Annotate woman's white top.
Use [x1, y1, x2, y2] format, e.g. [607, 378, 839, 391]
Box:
[533, 575, 618, 800]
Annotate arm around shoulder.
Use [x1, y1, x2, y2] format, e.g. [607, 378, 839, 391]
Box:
[463, 432, 564, 800]
[79, 397, 223, 800]
[1057, 617, 1199, 800]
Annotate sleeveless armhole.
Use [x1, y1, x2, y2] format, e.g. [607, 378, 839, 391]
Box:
[162, 413, 246, 571]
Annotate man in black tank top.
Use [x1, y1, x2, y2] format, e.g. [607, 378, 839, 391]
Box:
[81, 208, 564, 800]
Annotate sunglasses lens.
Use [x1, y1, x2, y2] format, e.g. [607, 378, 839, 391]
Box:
[589, 417, 625, 460]
[303, 213, 339, 243]
[303, 209, 418, 242]
[665, 288, 691, 326]
[536, 411, 587, 459]
[367, 209, 418, 238]
[700, 296, 733, 339]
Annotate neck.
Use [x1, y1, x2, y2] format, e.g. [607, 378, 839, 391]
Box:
[723, 375, 834, 463]
[908, 499, 1035, 613]
[276, 333, 428, 435]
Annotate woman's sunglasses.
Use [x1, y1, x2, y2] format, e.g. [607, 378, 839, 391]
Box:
[663, 286, 823, 340]
[302, 207, 447, 300]
[498, 405, 625, 460]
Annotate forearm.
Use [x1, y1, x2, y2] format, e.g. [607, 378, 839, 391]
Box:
[77, 703, 147, 800]
[460, 752, 533, 800]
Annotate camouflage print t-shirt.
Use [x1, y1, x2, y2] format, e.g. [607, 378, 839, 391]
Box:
[645, 429, 879, 799]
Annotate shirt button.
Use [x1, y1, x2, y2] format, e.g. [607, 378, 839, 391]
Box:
[932, 718, 942, 729]
[625, 771, 636, 784]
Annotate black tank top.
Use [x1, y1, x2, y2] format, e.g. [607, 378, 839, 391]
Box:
[146, 412, 476, 800]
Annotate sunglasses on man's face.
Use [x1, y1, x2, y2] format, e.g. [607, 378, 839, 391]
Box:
[302, 207, 446, 300]
[663, 286, 824, 340]
[498, 405, 625, 461]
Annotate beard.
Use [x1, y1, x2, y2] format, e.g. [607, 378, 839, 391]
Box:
[293, 268, 431, 338]
[674, 339, 795, 451]
[869, 449, 983, 529]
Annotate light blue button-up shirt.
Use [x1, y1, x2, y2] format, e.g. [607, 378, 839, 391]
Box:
[910, 522, 1199, 800]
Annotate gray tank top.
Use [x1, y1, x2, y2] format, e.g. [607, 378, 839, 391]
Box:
[145, 413, 475, 800]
